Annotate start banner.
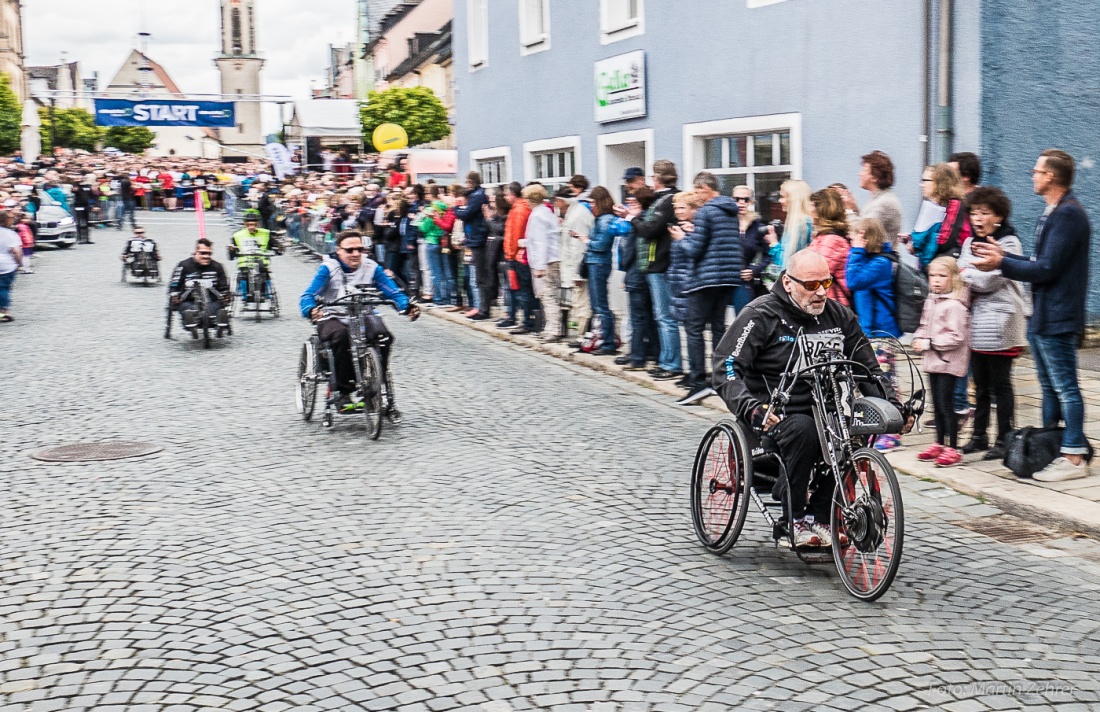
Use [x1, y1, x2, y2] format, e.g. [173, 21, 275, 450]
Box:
[94, 99, 236, 128]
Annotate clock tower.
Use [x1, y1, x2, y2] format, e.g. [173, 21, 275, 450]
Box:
[214, 0, 265, 158]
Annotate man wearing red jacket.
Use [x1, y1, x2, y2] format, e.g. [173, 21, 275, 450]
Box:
[499, 182, 532, 331]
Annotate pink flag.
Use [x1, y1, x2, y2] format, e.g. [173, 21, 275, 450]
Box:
[195, 189, 207, 239]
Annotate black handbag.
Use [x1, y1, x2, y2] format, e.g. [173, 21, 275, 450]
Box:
[577, 260, 589, 280]
[1002, 426, 1093, 478]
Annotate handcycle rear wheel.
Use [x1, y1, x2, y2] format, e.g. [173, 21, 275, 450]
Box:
[251, 271, 263, 322]
[831, 447, 904, 601]
[690, 420, 752, 554]
[359, 346, 385, 440]
[296, 337, 319, 421]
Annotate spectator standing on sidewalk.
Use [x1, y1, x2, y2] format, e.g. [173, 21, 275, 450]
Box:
[16, 212, 34, 274]
[958, 186, 1029, 461]
[523, 184, 563, 342]
[454, 172, 490, 319]
[948, 152, 981, 195]
[673, 172, 743, 406]
[808, 188, 852, 307]
[500, 182, 533, 331]
[629, 160, 683, 381]
[556, 187, 594, 342]
[761, 180, 812, 288]
[858, 151, 904, 241]
[583, 187, 633, 354]
[0, 211, 23, 322]
[618, 187, 660, 370]
[733, 185, 768, 310]
[971, 149, 1092, 482]
[912, 163, 972, 268]
[913, 256, 971, 468]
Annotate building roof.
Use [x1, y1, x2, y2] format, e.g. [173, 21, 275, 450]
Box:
[27, 62, 80, 91]
[385, 21, 451, 83]
[363, 1, 422, 57]
[104, 50, 218, 140]
[289, 100, 362, 139]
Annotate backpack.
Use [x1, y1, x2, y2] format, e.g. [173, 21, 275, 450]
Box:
[882, 249, 928, 333]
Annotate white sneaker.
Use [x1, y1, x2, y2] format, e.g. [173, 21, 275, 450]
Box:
[808, 521, 833, 548]
[1034, 457, 1090, 482]
[791, 519, 821, 548]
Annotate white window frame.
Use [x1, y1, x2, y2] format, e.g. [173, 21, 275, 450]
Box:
[467, 0, 489, 71]
[596, 128, 654, 191]
[518, 0, 551, 56]
[683, 113, 802, 183]
[523, 135, 582, 189]
[470, 146, 512, 187]
[747, 0, 791, 7]
[600, 0, 644, 45]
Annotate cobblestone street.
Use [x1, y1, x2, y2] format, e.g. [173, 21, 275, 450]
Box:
[3, 215, 1100, 711]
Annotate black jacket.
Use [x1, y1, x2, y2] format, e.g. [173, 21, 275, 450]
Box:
[71, 185, 96, 211]
[712, 281, 891, 421]
[631, 187, 677, 274]
[169, 257, 230, 299]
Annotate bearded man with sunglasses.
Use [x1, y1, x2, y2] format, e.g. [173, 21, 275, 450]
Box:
[167, 238, 231, 335]
[711, 249, 911, 548]
[300, 231, 420, 414]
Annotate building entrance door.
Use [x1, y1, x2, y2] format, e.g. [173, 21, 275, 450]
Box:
[603, 141, 647, 202]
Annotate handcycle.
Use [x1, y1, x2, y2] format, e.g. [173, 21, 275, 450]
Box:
[690, 332, 925, 602]
[165, 278, 232, 349]
[121, 248, 160, 286]
[296, 284, 401, 439]
[229, 246, 280, 321]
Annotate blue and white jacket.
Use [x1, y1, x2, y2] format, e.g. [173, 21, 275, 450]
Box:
[299, 256, 409, 322]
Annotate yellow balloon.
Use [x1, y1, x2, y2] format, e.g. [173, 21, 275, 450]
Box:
[372, 123, 409, 151]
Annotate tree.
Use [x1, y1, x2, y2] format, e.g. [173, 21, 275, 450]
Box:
[104, 126, 156, 154]
[38, 107, 103, 152]
[360, 86, 450, 151]
[0, 72, 22, 155]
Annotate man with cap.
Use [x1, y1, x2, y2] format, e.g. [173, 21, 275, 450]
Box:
[623, 167, 646, 198]
[228, 209, 282, 302]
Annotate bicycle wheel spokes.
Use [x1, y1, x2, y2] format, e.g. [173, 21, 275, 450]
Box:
[296, 340, 318, 421]
[832, 447, 904, 601]
[360, 346, 384, 440]
[690, 422, 751, 554]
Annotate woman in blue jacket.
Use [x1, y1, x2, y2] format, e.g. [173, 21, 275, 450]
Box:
[584, 187, 632, 354]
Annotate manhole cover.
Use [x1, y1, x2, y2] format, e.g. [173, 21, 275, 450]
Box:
[957, 516, 1055, 544]
[31, 441, 163, 463]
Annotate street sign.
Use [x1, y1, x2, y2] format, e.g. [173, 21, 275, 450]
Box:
[94, 99, 236, 128]
[594, 51, 646, 123]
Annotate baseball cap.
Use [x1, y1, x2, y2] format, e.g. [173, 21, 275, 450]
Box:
[623, 167, 645, 181]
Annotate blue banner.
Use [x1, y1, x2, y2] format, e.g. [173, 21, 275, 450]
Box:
[94, 99, 236, 128]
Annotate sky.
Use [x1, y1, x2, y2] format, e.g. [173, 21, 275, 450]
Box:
[24, 0, 360, 133]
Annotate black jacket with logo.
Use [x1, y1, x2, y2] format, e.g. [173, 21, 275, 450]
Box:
[712, 281, 892, 421]
[630, 186, 677, 274]
[169, 257, 230, 299]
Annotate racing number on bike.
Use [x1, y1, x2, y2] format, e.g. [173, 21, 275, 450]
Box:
[793, 333, 845, 372]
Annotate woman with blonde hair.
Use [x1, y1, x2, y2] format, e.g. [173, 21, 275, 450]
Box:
[808, 187, 852, 306]
[911, 163, 972, 268]
[762, 179, 812, 288]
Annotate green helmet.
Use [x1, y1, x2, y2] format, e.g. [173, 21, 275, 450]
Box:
[243, 209, 261, 222]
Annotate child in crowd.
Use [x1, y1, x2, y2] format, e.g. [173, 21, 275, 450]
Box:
[913, 256, 970, 467]
[17, 212, 34, 274]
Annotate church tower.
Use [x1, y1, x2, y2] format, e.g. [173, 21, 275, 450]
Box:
[214, 0, 265, 158]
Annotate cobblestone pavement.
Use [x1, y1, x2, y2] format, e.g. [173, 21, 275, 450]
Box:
[2, 214, 1100, 711]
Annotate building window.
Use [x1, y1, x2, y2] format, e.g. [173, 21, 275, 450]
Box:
[519, 0, 551, 55]
[467, 0, 489, 70]
[684, 114, 802, 222]
[600, 0, 644, 45]
[523, 137, 580, 191]
[471, 147, 512, 188]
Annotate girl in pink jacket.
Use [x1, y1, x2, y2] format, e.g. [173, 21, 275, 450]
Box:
[913, 256, 971, 467]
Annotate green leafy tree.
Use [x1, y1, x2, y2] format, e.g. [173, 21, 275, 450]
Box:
[38, 107, 103, 152]
[104, 126, 156, 154]
[0, 72, 22, 155]
[360, 86, 450, 151]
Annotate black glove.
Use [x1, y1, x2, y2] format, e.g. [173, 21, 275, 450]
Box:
[750, 404, 771, 431]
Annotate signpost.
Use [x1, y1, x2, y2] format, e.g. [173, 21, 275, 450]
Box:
[594, 51, 647, 123]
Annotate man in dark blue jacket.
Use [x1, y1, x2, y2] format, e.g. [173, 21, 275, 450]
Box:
[972, 149, 1092, 482]
[671, 171, 743, 405]
[453, 171, 491, 318]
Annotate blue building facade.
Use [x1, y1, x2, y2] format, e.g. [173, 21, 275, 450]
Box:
[454, 0, 1097, 315]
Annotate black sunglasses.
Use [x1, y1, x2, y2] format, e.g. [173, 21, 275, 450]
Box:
[196, 251, 213, 256]
[786, 274, 834, 292]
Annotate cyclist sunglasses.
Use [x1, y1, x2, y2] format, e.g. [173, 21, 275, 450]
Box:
[787, 274, 834, 292]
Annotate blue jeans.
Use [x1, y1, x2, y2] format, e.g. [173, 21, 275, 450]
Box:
[225, 192, 237, 217]
[628, 288, 660, 366]
[647, 272, 682, 373]
[587, 262, 616, 349]
[954, 368, 973, 412]
[0, 270, 15, 310]
[1029, 333, 1089, 455]
[118, 199, 136, 229]
[426, 243, 454, 305]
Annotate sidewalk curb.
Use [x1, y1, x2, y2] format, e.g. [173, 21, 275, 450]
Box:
[887, 450, 1100, 539]
[424, 307, 728, 414]
[427, 308, 1100, 538]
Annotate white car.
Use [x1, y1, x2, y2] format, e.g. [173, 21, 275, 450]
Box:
[35, 190, 77, 248]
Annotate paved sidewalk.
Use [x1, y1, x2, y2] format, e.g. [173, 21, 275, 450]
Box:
[426, 307, 1100, 538]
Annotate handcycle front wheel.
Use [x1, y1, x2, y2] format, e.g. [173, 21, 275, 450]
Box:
[296, 337, 320, 421]
[831, 447, 904, 602]
[359, 346, 385, 440]
[690, 420, 752, 554]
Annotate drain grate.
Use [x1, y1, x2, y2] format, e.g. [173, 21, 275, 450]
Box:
[31, 441, 163, 463]
[957, 516, 1055, 544]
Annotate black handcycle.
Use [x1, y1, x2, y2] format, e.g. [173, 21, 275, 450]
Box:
[690, 332, 924, 602]
[296, 285, 402, 439]
[230, 248, 280, 322]
[165, 278, 232, 349]
[121, 250, 160, 286]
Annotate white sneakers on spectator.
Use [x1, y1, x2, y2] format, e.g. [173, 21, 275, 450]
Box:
[1034, 457, 1091, 482]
